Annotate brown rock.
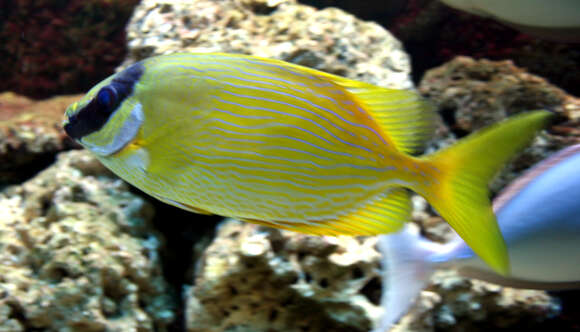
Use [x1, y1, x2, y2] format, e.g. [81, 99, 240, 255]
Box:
[0, 93, 81, 183]
[420, 56, 578, 133]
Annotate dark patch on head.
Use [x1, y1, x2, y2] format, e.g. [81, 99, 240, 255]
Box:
[64, 62, 144, 140]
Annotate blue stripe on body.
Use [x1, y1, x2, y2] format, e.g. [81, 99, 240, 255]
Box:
[218, 79, 384, 141]
[194, 133, 395, 172]
[171, 143, 375, 197]
[211, 126, 364, 160]
[197, 143, 394, 174]
[211, 98, 371, 154]
[208, 116, 372, 161]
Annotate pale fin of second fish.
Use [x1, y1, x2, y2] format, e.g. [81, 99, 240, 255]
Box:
[373, 224, 443, 332]
[241, 188, 411, 236]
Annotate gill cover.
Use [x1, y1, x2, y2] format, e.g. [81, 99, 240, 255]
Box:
[63, 63, 145, 156]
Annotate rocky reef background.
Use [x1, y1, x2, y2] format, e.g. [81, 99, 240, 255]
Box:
[0, 0, 579, 331]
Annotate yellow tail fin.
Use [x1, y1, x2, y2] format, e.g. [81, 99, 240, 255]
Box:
[420, 110, 553, 275]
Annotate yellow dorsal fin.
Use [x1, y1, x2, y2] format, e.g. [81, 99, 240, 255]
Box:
[328, 76, 437, 154]
[350, 86, 437, 154]
[240, 189, 411, 236]
[253, 56, 438, 155]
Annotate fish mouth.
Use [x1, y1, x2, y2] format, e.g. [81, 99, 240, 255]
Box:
[62, 63, 145, 141]
[62, 112, 74, 137]
[62, 103, 78, 139]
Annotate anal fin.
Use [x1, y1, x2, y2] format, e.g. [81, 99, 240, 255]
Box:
[241, 189, 412, 236]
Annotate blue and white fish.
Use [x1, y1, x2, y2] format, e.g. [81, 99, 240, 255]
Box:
[440, 0, 580, 41]
[375, 143, 580, 331]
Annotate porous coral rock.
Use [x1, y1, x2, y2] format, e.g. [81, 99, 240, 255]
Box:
[186, 218, 562, 332]
[390, 271, 560, 332]
[420, 56, 579, 134]
[125, 0, 413, 89]
[0, 93, 80, 184]
[186, 219, 381, 332]
[0, 150, 174, 331]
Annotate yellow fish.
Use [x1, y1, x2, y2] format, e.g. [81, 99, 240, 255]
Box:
[62, 53, 551, 274]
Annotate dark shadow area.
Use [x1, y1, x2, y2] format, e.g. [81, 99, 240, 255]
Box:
[299, 0, 406, 25]
[130, 186, 221, 332]
[546, 290, 580, 331]
[0, 152, 58, 186]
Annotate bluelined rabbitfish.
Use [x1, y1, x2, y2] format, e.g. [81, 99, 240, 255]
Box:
[375, 144, 580, 332]
[62, 52, 552, 274]
[440, 0, 580, 42]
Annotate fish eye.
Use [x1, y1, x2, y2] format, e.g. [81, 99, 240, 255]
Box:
[96, 86, 117, 111]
